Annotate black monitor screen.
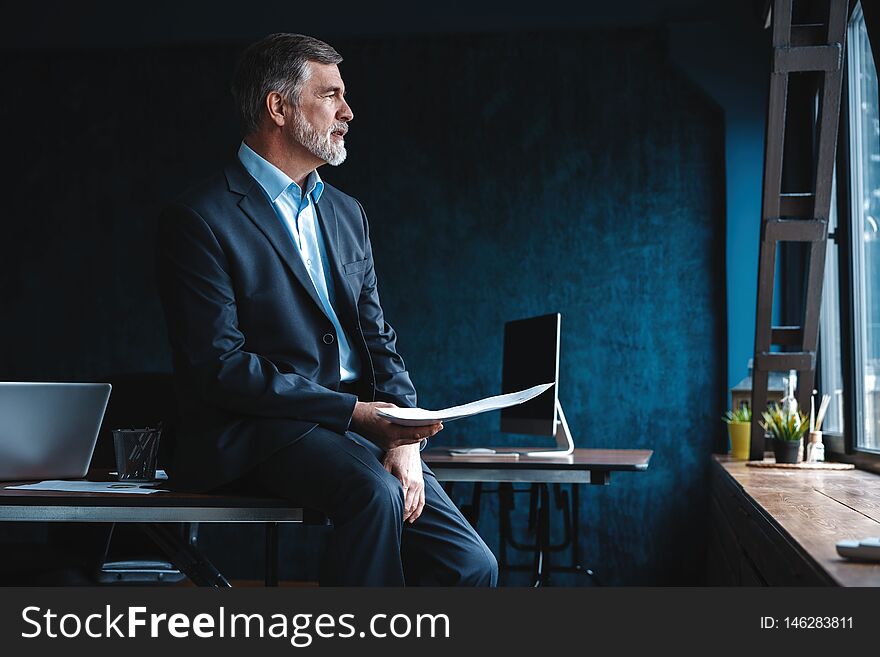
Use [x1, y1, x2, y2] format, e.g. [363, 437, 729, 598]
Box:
[500, 313, 560, 436]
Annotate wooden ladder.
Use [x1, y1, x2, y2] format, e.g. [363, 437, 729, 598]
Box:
[749, 0, 849, 460]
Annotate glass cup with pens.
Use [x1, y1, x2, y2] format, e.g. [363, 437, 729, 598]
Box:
[111, 424, 162, 482]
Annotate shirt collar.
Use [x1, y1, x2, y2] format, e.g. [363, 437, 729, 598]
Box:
[237, 141, 324, 205]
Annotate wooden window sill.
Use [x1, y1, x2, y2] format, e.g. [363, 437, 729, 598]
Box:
[711, 455, 880, 586]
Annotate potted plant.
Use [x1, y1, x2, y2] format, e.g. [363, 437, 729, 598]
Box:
[760, 403, 809, 464]
[722, 406, 752, 460]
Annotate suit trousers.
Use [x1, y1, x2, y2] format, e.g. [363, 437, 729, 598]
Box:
[242, 426, 498, 586]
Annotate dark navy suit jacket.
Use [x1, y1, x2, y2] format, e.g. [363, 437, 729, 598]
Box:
[156, 159, 417, 492]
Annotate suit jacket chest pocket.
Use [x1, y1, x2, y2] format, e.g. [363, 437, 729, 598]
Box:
[343, 258, 369, 275]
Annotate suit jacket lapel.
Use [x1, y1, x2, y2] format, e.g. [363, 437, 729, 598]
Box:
[226, 161, 328, 318]
[314, 195, 357, 317]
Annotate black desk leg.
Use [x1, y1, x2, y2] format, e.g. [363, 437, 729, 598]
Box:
[461, 482, 483, 526]
[572, 483, 580, 569]
[93, 523, 116, 577]
[533, 483, 551, 587]
[492, 482, 604, 586]
[571, 484, 603, 586]
[142, 524, 231, 587]
[265, 522, 279, 587]
[499, 483, 511, 573]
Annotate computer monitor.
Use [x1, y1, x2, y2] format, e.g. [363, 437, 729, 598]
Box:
[500, 313, 573, 456]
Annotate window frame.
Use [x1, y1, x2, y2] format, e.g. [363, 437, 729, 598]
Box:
[824, 0, 880, 472]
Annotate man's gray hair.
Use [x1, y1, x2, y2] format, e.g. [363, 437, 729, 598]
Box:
[231, 33, 343, 135]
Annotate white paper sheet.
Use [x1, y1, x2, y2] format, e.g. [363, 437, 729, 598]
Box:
[6, 480, 169, 494]
[109, 469, 168, 481]
[376, 382, 554, 426]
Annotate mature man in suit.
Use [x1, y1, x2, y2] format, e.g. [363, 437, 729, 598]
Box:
[156, 33, 498, 586]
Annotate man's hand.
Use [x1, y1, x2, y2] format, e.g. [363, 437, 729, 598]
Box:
[383, 443, 425, 523]
[350, 401, 443, 451]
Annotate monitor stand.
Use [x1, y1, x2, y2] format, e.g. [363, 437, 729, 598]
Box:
[525, 399, 574, 458]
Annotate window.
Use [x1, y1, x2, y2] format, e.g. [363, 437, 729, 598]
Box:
[823, 2, 880, 459]
[846, 3, 880, 453]
[819, 175, 844, 434]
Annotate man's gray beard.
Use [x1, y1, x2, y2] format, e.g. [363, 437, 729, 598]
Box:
[293, 110, 347, 166]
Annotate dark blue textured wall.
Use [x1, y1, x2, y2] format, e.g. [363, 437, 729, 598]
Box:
[0, 29, 724, 584]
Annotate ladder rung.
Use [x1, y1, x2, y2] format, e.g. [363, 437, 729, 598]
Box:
[755, 352, 816, 372]
[779, 193, 814, 217]
[791, 24, 829, 47]
[771, 326, 803, 346]
[763, 218, 827, 242]
[773, 44, 842, 72]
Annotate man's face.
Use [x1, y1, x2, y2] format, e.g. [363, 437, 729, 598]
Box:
[289, 62, 353, 166]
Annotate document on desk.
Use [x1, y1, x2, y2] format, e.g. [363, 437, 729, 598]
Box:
[6, 480, 170, 494]
[376, 382, 554, 426]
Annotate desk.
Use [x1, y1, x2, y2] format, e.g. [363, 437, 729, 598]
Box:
[423, 448, 652, 585]
[0, 472, 307, 587]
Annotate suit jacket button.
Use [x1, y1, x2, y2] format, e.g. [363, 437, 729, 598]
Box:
[323, 333, 335, 345]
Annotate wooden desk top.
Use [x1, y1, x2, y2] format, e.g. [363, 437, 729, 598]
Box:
[423, 447, 652, 470]
[423, 448, 652, 484]
[714, 455, 880, 587]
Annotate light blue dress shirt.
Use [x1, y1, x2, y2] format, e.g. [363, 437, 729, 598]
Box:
[238, 141, 361, 382]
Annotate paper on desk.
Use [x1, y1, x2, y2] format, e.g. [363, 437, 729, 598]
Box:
[109, 469, 169, 481]
[376, 382, 554, 426]
[7, 480, 169, 494]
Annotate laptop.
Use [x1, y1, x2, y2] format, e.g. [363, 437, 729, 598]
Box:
[0, 382, 112, 481]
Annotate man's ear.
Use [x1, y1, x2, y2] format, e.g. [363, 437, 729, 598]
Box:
[265, 91, 287, 127]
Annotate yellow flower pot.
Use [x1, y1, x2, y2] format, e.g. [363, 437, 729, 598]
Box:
[728, 422, 750, 460]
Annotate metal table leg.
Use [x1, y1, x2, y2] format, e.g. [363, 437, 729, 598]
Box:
[142, 523, 230, 587]
[571, 484, 603, 586]
[265, 522, 279, 587]
[533, 483, 551, 587]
